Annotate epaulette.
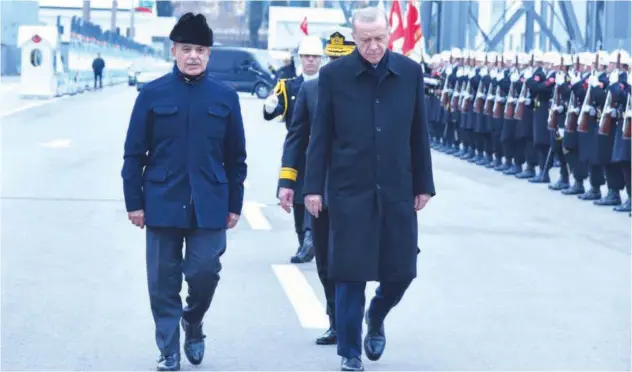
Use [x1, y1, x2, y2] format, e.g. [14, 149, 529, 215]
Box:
[273, 79, 290, 120]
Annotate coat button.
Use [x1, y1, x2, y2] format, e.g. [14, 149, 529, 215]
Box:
[375, 98, 380, 103]
[377, 154, 381, 161]
[376, 127, 381, 132]
[376, 184, 381, 190]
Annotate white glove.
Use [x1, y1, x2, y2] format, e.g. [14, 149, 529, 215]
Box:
[570, 72, 581, 85]
[523, 68, 533, 80]
[525, 98, 532, 106]
[555, 105, 564, 113]
[480, 67, 488, 77]
[490, 70, 497, 79]
[446, 66, 453, 75]
[468, 69, 476, 79]
[610, 108, 617, 118]
[456, 68, 464, 78]
[588, 75, 599, 87]
[510, 71, 520, 82]
[555, 72, 565, 86]
[264, 94, 279, 114]
[589, 106, 596, 116]
[608, 71, 618, 85]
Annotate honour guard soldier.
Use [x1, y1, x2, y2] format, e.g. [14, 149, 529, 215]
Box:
[593, 50, 629, 207]
[500, 52, 524, 174]
[264, 35, 324, 263]
[611, 53, 631, 213]
[491, 52, 512, 169]
[121, 13, 247, 371]
[278, 29, 357, 345]
[303, 7, 435, 371]
[515, 50, 542, 180]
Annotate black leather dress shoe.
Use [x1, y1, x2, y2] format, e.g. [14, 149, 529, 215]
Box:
[341, 357, 364, 371]
[181, 319, 205, 365]
[157, 353, 180, 371]
[363, 311, 385, 361]
[316, 327, 337, 345]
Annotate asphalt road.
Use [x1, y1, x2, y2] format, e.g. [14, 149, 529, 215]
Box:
[1, 84, 630, 371]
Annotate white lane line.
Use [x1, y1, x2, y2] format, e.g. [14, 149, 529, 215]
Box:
[242, 201, 271, 230]
[272, 264, 329, 329]
[40, 139, 72, 148]
[0, 96, 69, 119]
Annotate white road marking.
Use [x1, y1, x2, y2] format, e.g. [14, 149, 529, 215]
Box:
[242, 201, 271, 230]
[40, 139, 72, 148]
[0, 96, 68, 119]
[272, 264, 329, 329]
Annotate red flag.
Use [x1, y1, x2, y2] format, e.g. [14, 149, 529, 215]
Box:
[300, 17, 308, 35]
[388, 0, 405, 50]
[402, 1, 422, 55]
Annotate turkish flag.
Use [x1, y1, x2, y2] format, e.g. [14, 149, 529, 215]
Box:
[402, 1, 421, 55]
[388, 0, 405, 50]
[300, 17, 308, 35]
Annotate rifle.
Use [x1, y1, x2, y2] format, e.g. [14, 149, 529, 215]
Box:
[484, 54, 498, 116]
[577, 52, 600, 133]
[492, 56, 506, 119]
[564, 91, 579, 132]
[450, 80, 462, 113]
[547, 56, 564, 130]
[623, 92, 632, 139]
[514, 53, 535, 120]
[597, 52, 621, 136]
[473, 55, 488, 113]
[504, 54, 520, 119]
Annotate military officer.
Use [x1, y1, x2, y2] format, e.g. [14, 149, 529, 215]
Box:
[278, 30, 357, 345]
[264, 35, 324, 263]
[121, 13, 247, 371]
[303, 7, 435, 371]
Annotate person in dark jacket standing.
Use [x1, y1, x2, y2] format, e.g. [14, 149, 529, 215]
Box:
[92, 53, 105, 89]
[278, 30, 357, 346]
[121, 13, 247, 371]
[303, 7, 435, 371]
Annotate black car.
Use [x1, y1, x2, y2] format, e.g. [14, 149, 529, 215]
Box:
[207, 47, 280, 98]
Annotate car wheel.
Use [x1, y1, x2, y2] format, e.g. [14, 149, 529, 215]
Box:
[254, 83, 270, 99]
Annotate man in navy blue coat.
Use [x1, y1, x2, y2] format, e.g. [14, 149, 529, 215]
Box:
[303, 7, 435, 371]
[121, 13, 247, 371]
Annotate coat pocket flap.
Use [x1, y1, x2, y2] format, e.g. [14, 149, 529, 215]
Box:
[143, 166, 168, 182]
[152, 105, 178, 115]
[208, 104, 230, 118]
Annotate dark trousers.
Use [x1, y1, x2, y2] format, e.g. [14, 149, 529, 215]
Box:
[589, 165, 605, 188]
[94, 71, 102, 89]
[336, 280, 412, 358]
[535, 144, 550, 172]
[551, 139, 569, 181]
[565, 150, 588, 181]
[312, 209, 335, 322]
[605, 163, 625, 191]
[146, 227, 226, 355]
[622, 163, 632, 197]
[502, 139, 514, 164]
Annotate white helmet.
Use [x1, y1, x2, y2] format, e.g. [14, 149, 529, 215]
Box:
[298, 35, 324, 56]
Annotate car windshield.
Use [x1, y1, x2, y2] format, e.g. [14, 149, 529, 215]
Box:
[252, 50, 283, 72]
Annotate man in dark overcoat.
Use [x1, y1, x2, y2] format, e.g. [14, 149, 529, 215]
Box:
[278, 30, 357, 346]
[302, 7, 436, 371]
[121, 13, 247, 371]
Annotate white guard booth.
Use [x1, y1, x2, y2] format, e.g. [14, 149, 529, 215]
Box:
[17, 25, 60, 98]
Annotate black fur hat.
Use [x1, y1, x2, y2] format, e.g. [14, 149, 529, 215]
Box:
[169, 12, 213, 47]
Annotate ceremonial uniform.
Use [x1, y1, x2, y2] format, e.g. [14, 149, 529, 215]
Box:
[548, 59, 573, 191]
[527, 66, 555, 182]
[278, 31, 356, 345]
[611, 67, 631, 212]
[121, 14, 247, 371]
[515, 58, 539, 180]
[492, 65, 511, 169]
[562, 70, 590, 195]
[265, 35, 324, 263]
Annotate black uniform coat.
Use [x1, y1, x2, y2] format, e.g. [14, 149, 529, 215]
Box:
[494, 69, 511, 136]
[527, 68, 554, 146]
[264, 75, 305, 130]
[303, 49, 436, 283]
[517, 76, 535, 140]
[563, 74, 589, 150]
[475, 70, 490, 133]
[278, 78, 321, 204]
[579, 72, 609, 164]
[612, 75, 631, 163]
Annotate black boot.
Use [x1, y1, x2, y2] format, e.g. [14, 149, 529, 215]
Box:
[614, 198, 631, 212]
[516, 165, 536, 179]
[578, 187, 601, 201]
[503, 163, 522, 175]
[290, 230, 315, 263]
[157, 353, 180, 371]
[594, 189, 622, 206]
[528, 169, 550, 183]
[341, 357, 364, 371]
[548, 177, 570, 191]
[562, 181, 585, 195]
[181, 319, 205, 365]
[316, 314, 337, 345]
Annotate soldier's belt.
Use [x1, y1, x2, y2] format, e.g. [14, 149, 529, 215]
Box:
[279, 167, 298, 182]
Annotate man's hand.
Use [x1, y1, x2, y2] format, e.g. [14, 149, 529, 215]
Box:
[278, 187, 294, 213]
[305, 194, 323, 218]
[414, 194, 431, 211]
[227, 213, 240, 229]
[128, 209, 145, 229]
